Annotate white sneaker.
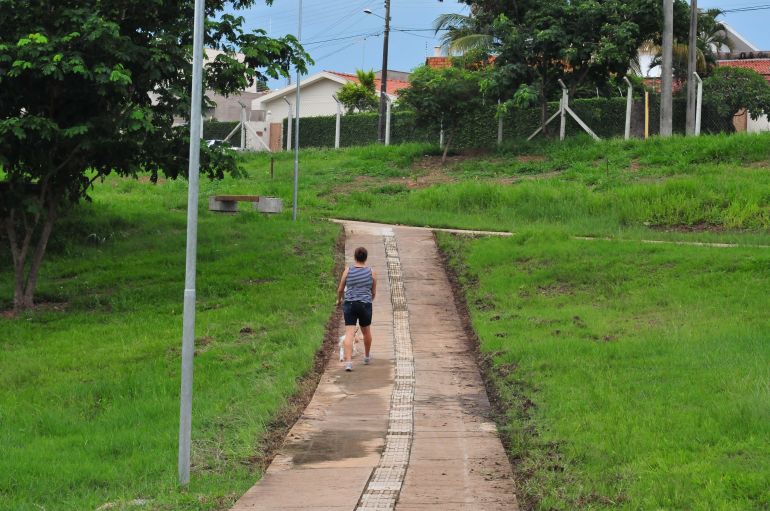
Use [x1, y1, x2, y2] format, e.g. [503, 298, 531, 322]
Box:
[344, 362, 353, 372]
[363, 355, 371, 365]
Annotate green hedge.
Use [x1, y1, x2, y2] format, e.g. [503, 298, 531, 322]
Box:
[283, 112, 439, 149]
[280, 96, 731, 150]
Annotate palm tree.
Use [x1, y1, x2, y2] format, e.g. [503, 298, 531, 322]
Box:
[642, 8, 730, 79]
[433, 12, 494, 55]
[697, 8, 731, 69]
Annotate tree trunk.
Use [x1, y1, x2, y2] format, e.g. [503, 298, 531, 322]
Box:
[5, 199, 58, 312]
[441, 132, 454, 165]
[22, 202, 57, 307]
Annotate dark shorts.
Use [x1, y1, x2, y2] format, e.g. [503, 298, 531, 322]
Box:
[343, 301, 373, 327]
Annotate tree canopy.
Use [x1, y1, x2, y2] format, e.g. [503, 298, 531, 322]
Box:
[443, 0, 688, 125]
[399, 65, 485, 163]
[0, 0, 309, 311]
[704, 67, 770, 121]
[336, 70, 378, 113]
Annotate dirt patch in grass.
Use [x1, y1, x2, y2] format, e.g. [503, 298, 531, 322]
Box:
[411, 153, 490, 172]
[537, 282, 574, 296]
[317, 175, 377, 198]
[402, 170, 455, 190]
[246, 228, 345, 473]
[137, 175, 167, 184]
[649, 222, 728, 233]
[1, 300, 69, 318]
[516, 155, 546, 163]
[496, 169, 564, 185]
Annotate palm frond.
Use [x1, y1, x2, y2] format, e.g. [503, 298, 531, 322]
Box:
[447, 34, 495, 55]
[433, 13, 472, 33]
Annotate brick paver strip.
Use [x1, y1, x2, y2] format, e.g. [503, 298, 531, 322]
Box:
[230, 222, 517, 510]
[355, 235, 415, 510]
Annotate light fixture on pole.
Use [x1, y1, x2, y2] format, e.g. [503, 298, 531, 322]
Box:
[292, 0, 303, 221]
[178, 0, 205, 487]
[364, 2, 391, 144]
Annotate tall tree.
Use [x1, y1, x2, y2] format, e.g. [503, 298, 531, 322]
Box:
[0, 0, 309, 311]
[454, 0, 687, 128]
[399, 64, 485, 163]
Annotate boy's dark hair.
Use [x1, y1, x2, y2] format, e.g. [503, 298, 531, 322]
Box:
[354, 247, 368, 262]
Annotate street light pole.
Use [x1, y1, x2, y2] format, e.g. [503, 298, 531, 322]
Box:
[292, 0, 303, 221]
[377, 0, 391, 144]
[178, 0, 205, 486]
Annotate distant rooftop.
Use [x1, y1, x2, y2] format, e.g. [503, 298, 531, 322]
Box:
[326, 71, 411, 95]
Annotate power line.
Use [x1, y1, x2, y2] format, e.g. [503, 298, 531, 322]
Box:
[720, 4, 770, 13]
[313, 41, 361, 62]
[304, 32, 382, 46]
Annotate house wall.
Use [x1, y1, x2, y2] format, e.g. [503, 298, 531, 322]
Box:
[637, 52, 661, 78]
[748, 114, 770, 133]
[258, 79, 344, 122]
[207, 92, 265, 122]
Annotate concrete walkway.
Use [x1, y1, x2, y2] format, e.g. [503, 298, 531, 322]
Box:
[231, 221, 518, 510]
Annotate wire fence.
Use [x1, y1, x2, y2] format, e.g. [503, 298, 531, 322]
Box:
[277, 90, 749, 152]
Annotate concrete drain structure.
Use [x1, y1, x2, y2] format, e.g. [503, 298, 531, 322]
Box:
[356, 234, 415, 510]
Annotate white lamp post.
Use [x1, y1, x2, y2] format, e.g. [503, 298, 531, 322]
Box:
[178, 0, 205, 487]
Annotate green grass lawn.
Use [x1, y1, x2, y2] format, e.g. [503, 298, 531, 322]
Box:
[438, 231, 770, 510]
[0, 177, 340, 510]
[3, 132, 770, 510]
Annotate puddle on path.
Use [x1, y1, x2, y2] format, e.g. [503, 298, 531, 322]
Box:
[286, 429, 383, 465]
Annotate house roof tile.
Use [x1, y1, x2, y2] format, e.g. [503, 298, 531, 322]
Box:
[326, 71, 410, 95]
[717, 59, 770, 82]
[425, 56, 452, 69]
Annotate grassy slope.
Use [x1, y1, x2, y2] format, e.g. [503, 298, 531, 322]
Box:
[241, 133, 770, 245]
[0, 177, 339, 510]
[438, 231, 770, 510]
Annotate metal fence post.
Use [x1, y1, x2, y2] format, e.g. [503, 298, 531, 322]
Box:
[558, 79, 568, 141]
[644, 91, 650, 139]
[497, 99, 503, 146]
[333, 95, 341, 149]
[694, 72, 703, 136]
[240, 104, 246, 150]
[265, 110, 272, 151]
[283, 97, 293, 151]
[385, 95, 392, 146]
[623, 77, 633, 140]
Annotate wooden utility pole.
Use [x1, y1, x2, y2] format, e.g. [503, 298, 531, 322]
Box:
[661, 0, 674, 137]
[378, 0, 391, 143]
[686, 0, 698, 135]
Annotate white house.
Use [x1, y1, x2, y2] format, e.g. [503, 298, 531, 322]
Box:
[252, 70, 410, 122]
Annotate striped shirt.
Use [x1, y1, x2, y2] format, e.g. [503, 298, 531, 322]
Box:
[345, 266, 373, 303]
